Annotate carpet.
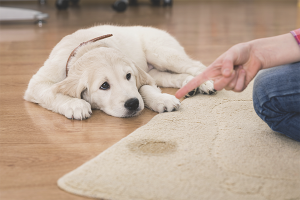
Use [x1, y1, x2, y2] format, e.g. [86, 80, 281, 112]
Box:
[58, 83, 300, 200]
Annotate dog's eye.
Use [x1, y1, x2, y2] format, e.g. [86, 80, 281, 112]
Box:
[100, 82, 110, 90]
[126, 73, 131, 80]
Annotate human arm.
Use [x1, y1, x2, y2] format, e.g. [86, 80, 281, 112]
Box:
[175, 32, 300, 99]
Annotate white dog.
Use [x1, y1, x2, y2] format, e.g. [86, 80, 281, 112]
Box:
[24, 25, 215, 119]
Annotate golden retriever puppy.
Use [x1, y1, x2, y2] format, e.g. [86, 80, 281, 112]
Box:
[24, 25, 215, 119]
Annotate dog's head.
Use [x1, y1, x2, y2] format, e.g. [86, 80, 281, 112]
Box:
[54, 44, 154, 118]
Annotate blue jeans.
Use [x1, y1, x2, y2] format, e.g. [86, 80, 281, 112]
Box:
[253, 62, 300, 142]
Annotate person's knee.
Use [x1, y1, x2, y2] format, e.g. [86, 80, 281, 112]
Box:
[252, 70, 270, 119]
[253, 93, 278, 126]
[252, 65, 290, 117]
[253, 96, 300, 141]
[254, 69, 269, 88]
[252, 66, 300, 142]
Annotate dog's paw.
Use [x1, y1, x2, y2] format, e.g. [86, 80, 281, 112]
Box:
[59, 99, 92, 120]
[149, 94, 181, 113]
[182, 75, 216, 97]
[182, 76, 199, 98]
[199, 80, 217, 95]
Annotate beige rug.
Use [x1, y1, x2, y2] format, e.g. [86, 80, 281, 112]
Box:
[58, 83, 300, 200]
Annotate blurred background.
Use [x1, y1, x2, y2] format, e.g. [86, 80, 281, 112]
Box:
[0, 0, 298, 65]
[0, 0, 298, 64]
[0, 0, 298, 200]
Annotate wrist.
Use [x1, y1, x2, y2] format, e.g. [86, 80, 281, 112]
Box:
[249, 33, 300, 69]
[247, 39, 265, 69]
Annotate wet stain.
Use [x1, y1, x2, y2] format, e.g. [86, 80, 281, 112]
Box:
[128, 139, 177, 156]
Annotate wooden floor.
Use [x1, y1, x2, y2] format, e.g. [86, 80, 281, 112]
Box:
[0, 1, 297, 199]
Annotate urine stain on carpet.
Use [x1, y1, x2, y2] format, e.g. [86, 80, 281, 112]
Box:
[128, 139, 177, 156]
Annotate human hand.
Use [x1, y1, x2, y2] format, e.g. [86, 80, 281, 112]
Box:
[175, 42, 263, 99]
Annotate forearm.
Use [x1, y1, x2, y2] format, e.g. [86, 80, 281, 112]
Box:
[249, 33, 300, 69]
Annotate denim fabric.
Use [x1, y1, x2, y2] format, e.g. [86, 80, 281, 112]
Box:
[253, 62, 300, 142]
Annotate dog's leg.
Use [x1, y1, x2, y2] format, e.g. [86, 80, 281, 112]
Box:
[24, 81, 92, 120]
[148, 68, 191, 88]
[148, 69, 201, 98]
[139, 85, 181, 113]
[146, 47, 204, 75]
[146, 47, 216, 95]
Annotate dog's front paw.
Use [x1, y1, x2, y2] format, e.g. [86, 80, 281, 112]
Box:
[182, 76, 198, 98]
[59, 99, 92, 120]
[181, 76, 199, 98]
[149, 94, 181, 113]
[182, 76, 216, 97]
[199, 80, 217, 95]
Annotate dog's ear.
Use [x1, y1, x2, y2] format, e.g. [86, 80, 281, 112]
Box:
[132, 64, 156, 89]
[53, 76, 87, 99]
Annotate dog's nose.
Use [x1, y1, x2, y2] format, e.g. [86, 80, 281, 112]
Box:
[124, 98, 139, 111]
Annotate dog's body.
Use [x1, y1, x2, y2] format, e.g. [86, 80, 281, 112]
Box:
[24, 25, 215, 119]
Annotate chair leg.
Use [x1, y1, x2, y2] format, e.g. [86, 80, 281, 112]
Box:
[56, 0, 69, 10]
[112, 0, 128, 12]
[129, 0, 138, 6]
[163, 0, 172, 6]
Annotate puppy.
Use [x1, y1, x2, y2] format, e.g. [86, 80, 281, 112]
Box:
[24, 25, 215, 119]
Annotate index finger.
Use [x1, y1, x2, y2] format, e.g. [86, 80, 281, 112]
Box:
[175, 73, 208, 99]
[175, 66, 221, 99]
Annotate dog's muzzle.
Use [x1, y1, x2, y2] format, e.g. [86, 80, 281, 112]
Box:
[124, 98, 139, 111]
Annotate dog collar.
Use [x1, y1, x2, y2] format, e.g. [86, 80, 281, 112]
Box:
[65, 34, 113, 77]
